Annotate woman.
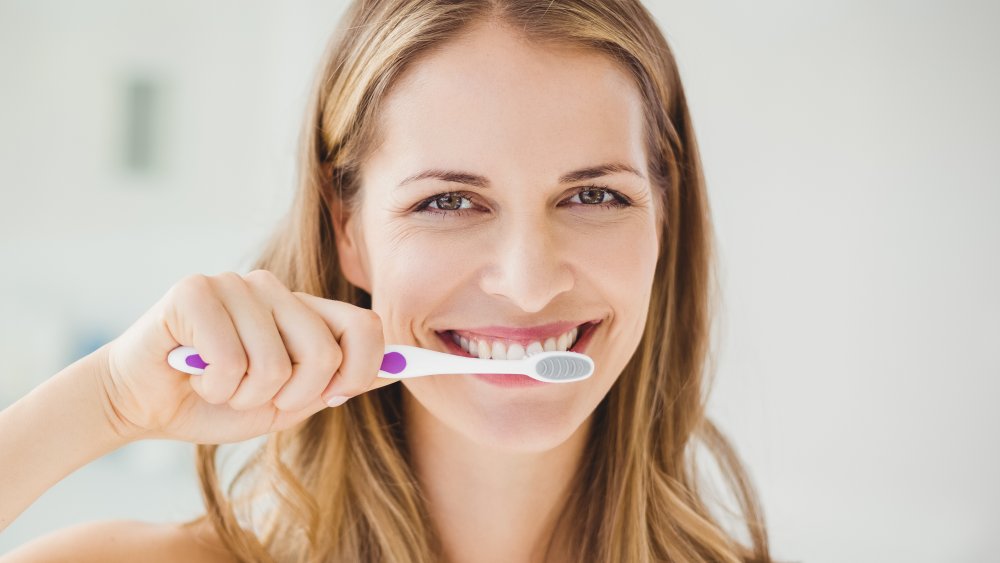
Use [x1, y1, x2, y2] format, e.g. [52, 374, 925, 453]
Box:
[0, 0, 775, 561]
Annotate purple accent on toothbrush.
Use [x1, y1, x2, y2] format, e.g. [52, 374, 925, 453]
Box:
[380, 352, 406, 374]
[185, 354, 208, 370]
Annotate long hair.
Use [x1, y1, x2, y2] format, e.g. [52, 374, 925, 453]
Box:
[180, 1, 775, 561]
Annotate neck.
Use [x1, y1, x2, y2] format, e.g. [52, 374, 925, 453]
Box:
[402, 389, 591, 563]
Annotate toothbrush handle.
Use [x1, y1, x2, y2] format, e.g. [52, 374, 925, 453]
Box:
[167, 344, 527, 379]
[165, 344, 523, 378]
[166, 346, 208, 374]
[380, 345, 530, 378]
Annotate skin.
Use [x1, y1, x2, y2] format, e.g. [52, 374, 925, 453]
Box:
[332, 20, 660, 563]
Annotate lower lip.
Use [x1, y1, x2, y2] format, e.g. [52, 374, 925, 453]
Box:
[435, 322, 599, 388]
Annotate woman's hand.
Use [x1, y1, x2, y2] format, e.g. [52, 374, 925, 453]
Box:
[100, 269, 391, 444]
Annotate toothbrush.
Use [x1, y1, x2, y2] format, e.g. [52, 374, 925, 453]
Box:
[166, 344, 594, 383]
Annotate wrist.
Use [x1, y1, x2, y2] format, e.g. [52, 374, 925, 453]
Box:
[86, 342, 156, 445]
[0, 341, 148, 529]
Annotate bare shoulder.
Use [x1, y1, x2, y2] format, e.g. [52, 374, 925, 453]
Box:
[1, 518, 238, 563]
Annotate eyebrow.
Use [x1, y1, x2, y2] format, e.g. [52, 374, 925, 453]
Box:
[396, 162, 645, 189]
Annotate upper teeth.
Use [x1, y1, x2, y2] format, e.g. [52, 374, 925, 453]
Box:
[450, 326, 580, 360]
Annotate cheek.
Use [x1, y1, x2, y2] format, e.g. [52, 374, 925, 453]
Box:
[380, 240, 460, 300]
[570, 218, 659, 298]
[368, 230, 472, 338]
[573, 219, 658, 379]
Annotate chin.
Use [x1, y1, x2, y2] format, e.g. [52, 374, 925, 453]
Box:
[404, 376, 593, 453]
[473, 423, 583, 453]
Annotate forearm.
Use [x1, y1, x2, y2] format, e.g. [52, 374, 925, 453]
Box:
[0, 344, 135, 531]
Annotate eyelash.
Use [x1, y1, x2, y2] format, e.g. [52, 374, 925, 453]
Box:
[413, 185, 632, 217]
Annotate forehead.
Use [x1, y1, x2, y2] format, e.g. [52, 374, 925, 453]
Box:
[368, 22, 647, 183]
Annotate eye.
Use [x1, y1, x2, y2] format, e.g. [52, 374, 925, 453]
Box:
[565, 186, 631, 209]
[414, 185, 632, 217]
[420, 192, 476, 213]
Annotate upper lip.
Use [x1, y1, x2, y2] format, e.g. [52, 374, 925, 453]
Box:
[439, 320, 598, 344]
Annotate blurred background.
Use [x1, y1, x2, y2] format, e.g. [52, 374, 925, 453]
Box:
[1, 0, 998, 560]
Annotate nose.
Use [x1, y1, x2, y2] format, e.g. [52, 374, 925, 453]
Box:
[478, 212, 574, 312]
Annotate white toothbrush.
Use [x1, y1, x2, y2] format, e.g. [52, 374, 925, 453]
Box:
[167, 344, 594, 383]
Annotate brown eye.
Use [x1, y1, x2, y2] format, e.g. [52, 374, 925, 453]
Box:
[565, 186, 632, 210]
[430, 193, 471, 211]
[578, 188, 609, 204]
[414, 191, 479, 216]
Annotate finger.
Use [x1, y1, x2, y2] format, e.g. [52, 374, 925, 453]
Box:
[272, 395, 341, 428]
[243, 270, 344, 412]
[166, 274, 247, 405]
[209, 271, 292, 411]
[292, 292, 393, 403]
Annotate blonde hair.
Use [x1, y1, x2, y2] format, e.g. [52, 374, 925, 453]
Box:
[181, 1, 776, 561]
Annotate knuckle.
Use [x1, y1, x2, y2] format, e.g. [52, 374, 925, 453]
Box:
[198, 379, 235, 404]
[206, 392, 233, 406]
[272, 394, 305, 412]
[333, 372, 368, 396]
[315, 340, 343, 372]
[243, 269, 282, 288]
[247, 365, 289, 389]
[260, 356, 294, 381]
[181, 272, 211, 287]
[227, 395, 257, 411]
[207, 373, 247, 398]
[217, 349, 249, 373]
[173, 273, 212, 300]
[214, 271, 244, 285]
[217, 270, 243, 280]
[359, 309, 385, 340]
[361, 308, 382, 326]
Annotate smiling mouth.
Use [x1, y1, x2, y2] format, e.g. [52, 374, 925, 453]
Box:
[435, 320, 599, 360]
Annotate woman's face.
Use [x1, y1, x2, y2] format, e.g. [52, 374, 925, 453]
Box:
[337, 22, 660, 452]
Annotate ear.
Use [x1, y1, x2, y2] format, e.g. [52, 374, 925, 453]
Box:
[330, 198, 372, 292]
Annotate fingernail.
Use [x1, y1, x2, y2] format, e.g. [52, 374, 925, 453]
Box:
[325, 395, 350, 408]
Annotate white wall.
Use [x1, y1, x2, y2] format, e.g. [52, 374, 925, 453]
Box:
[2, 1, 997, 560]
